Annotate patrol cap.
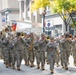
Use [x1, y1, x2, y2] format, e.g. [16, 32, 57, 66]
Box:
[64, 32, 69, 35]
[30, 32, 33, 35]
[16, 32, 20, 37]
[41, 33, 45, 36]
[50, 36, 54, 40]
[65, 33, 70, 38]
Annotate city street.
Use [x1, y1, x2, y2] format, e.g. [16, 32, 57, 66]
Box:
[0, 56, 76, 75]
[0, 0, 76, 75]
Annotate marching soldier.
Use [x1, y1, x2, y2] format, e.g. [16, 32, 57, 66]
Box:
[38, 33, 48, 70]
[59, 35, 65, 68]
[28, 33, 35, 67]
[23, 33, 29, 66]
[33, 36, 40, 69]
[0, 33, 2, 59]
[2, 36, 10, 68]
[9, 35, 16, 69]
[14, 33, 24, 71]
[1, 34, 6, 64]
[6, 36, 13, 67]
[72, 35, 76, 66]
[61, 34, 72, 70]
[46, 37, 57, 74]
[55, 38, 60, 67]
[45, 36, 50, 64]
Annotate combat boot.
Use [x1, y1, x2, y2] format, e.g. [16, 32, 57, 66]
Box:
[8, 63, 11, 67]
[74, 62, 76, 66]
[25, 62, 27, 65]
[67, 62, 70, 65]
[17, 67, 21, 71]
[57, 63, 59, 67]
[47, 62, 49, 65]
[74, 64, 76, 66]
[4, 61, 5, 64]
[37, 64, 40, 69]
[61, 64, 64, 69]
[65, 66, 68, 70]
[51, 69, 54, 74]
[41, 65, 45, 70]
[30, 63, 35, 67]
[26, 62, 29, 66]
[62, 66, 64, 69]
[6, 64, 8, 68]
[12, 66, 15, 69]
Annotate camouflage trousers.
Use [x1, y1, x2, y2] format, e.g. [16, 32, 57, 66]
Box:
[0, 48, 2, 59]
[46, 51, 50, 63]
[36, 51, 45, 66]
[11, 51, 16, 67]
[23, 48, 29, 65]
[1, 48, 6, 62]
[62, 51, 71, 67]
[72, 50, 76, 64]
[55, 51, 60, 65]
[49, 55, 56, 70]
[5, 49, 11, 66]
[60, 52, 64, 66]
[15, 51, 23, 67]
[28, 50, 35, 65]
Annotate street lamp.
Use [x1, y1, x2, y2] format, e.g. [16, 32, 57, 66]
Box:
[42, 10, 46, 33]
[47, 23, 50, 35]
[5, 11, 9, 23]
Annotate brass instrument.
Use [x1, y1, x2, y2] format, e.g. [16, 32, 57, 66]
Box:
[20, 32, 25, 36]
[29, 38, 34, 50]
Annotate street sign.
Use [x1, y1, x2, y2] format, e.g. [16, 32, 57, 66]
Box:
[50, 27, 55, 30]
[45, 27, 55, 30]
[2, 19, 5, 22]
[47, 23, 50, 26]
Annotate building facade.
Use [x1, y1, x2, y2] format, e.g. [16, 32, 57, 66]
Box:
[44, 12, 66, 37]
[46, 7, 74, 36]
[18, 0, 43, 34]
[18, 0, 42, 23]
[44, 6, 75, 37]
[18, 0, 75, 36]
[0, 0, 19, 30]
[18, 0, 68, 36]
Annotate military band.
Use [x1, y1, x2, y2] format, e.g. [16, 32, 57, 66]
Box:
[0, 31, 76, 74]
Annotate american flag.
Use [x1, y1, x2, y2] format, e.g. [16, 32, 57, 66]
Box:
[11, 23, 17, 31]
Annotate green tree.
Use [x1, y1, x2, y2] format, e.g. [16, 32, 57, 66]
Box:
[31, 0, 76, 31]
[31, 0, 50, 11]
[50, 0, 76, 31]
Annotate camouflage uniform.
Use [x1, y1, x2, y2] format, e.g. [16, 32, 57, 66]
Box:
[55, 40, 60, 67]
[59, 38, 65, 68]
[22, 37, 29, 66]
[8, 36, 16, 69]
[72, 40, 76, 66]
[38, 37, 47, 70]
[0, 36, 2, 59]
[46, 42, 50, 64]
[14, 37, 24, 70]
[33, 37, 40, 69]
[7, 37, 13, 67]
[2, 37, 10, 68]
[28, 35, 35, 67]
[62, 37, 72, 70]
[0, 35, 6, 62]
[46, 40, 57, 74]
